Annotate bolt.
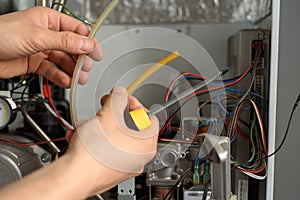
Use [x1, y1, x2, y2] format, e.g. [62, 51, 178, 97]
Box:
[41, 153, 51, 163]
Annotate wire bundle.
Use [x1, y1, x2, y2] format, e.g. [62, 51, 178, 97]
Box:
[157, 44, 271, 181]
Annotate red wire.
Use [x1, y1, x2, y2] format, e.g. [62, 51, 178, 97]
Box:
[159, 138, 197, 144]
[236, 161, 266, 174]
[159, 113, 176, 134]
[169, 126, 197, 138]
[249, 99, 268, 154]
[164, 72, 205, 120]
[0, 137, 66, 147]
[224, 119, 250, 140]
[161, 63, 254, 134]
[187, 63, 253, 101]
[44, 79, 72, 131]
[229, 100, 268, 154]
[230, 102, 245, 139]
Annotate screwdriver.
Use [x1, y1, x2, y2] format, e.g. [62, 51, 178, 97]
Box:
[125, 72, 221, 131]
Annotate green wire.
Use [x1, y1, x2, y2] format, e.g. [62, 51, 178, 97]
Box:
[51, 2, 93, 26]
[239, 118, 256, 167]
[248, 118, 257, 163]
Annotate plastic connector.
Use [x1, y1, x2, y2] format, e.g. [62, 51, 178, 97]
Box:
[193, 161, 200, 185]
[202, 160, 210, 185]
[42, 85, 52, 98]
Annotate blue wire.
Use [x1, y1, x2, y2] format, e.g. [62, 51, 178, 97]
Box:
[199, 120, 212, 127]
[230, 130, 238, 142]
[195, 153, 200, 163]
[226, 88, 265, 100]
[208, 121, 216, 134]
[198, 120, 216, 135]
[216, 93, 230, 115]
[164, 73, 256, 133]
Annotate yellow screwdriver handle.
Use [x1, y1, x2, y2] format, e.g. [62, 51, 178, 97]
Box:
[125, 108, 151, 131]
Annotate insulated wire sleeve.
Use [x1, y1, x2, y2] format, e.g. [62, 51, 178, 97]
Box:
[51, 2, 93, 26]
[265, 93, 300, 158]
[39, 76, 73, 130]
[70, 0, 119, 125]
[127, 50, 180, 95]
[227, 46, 261, 136]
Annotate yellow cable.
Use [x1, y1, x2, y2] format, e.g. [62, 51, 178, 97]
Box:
[127, 50, 180, 95]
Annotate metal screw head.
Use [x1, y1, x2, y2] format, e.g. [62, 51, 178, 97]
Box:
[41, 153, 51, 163]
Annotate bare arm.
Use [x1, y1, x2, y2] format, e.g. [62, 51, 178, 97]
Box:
[0, 87, 159, 199]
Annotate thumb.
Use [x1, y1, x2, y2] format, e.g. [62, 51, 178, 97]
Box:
[44, 30, 96, 54]
[109, 86, 129, 115]
[99, 86, 129, 119]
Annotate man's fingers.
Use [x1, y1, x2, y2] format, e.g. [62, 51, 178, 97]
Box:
[29, 7, 90, 35]
[78, 71, 89, 85]
[88, 44, 103, 61]
[128, 96, 147, 111]
[46, 30, 96, 54]
[47, 50, 76, 76]
[36, 59, 71, 88]
[82, 56, 93, 72]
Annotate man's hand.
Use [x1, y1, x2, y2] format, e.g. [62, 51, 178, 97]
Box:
[0, 6, 102, 87]
[66, 86, 159, 196]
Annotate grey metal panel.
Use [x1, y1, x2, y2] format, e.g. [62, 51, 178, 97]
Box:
[273, 0, 300, 200]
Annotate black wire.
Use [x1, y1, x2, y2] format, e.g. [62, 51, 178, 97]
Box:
[11, 74, 36, 92]
[227, 45, 262, 135]
[162, 168, 191, 200]
[160, 70, 255, 134]
[166, 69, 251, 104]
[202, 180, 211, 200]
[265, 93, 300, 158]
[241, 93, 300, 165]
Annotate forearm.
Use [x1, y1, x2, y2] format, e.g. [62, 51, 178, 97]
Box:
[0, 154, 88, 199]
[0, 138, 131, 200]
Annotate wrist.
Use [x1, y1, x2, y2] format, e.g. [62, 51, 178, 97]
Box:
[66, 133, 137, 197]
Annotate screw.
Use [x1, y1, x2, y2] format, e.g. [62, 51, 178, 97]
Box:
[41, 153, 51, 163]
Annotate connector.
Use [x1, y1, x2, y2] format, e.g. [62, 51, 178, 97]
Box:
[252, 40, 264, 51]
[202, 160, 210, 184]
[254, 75, 264, 95]
[251, 40, 265, 70]
[193, 161, 200, 185]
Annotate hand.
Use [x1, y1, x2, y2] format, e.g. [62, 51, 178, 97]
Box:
[0, 6, 102, 88]
[0, 87, 159, 199]
[66, 86, 159, 195]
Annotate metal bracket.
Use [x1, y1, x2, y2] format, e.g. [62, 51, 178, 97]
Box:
[201, 134, 231, 200]
[118, 178, 136, 200]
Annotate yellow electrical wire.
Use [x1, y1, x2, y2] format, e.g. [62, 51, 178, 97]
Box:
[127, 50, 180, 95]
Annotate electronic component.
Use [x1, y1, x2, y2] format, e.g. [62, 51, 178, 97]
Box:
[183, 187, 211, 200]
[0, 91, 17, 130]
[0, 135, 51, 187]
[228, 29, 270, 200]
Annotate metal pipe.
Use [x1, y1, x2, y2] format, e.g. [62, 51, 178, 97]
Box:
[35, 0, 50, 7]
[21, 103, 60, 154]
[52, 0, 67, 12]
